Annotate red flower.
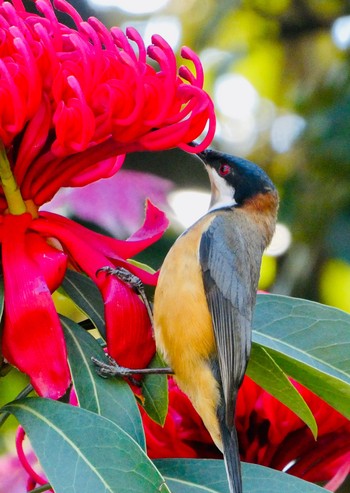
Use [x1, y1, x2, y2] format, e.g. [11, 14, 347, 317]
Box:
[141, 378, 219, 460]
[142, 377, 350, 491]
[0, 0, 215, 398]
[236, 377, 350, 491]
[0, 0, 215, 208]
[2, 201, 168, 398]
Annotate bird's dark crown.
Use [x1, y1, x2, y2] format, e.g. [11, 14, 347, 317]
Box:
[198, 148, 276, 207]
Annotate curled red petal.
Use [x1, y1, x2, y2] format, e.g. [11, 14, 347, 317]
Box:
[180, 46, 204, 87]
[126, 26, 146, 63]
[16, 426, 47, 486]
[67, 155, 125, 188]
[127, 199, 169, 245]
[38, 199, 168, 262]
[1, 213, 70, 398]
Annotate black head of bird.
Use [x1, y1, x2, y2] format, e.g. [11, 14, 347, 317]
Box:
[199, 148, 276, 207]
[153, 148, 279, 493]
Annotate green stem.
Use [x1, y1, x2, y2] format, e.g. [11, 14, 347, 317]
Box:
[0, 141, 27, 215]
[0, 383, 33, 428]
[28, 483, 52, 493]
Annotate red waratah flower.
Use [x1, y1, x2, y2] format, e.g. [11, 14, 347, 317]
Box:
[0, 0, 215, 398]
[142, 377, 350, 491]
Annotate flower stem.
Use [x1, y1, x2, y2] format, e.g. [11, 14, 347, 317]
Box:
[0, 384, 33, 428]
[0, 141, 27, 215]
[28, 483, 52, 493]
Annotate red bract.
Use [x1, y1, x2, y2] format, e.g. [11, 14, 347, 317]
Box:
[0, 0, 215, 397]
[143, 377, 350, 491]
[142, 378, 219, 459]
[1, 201, 167, 397]
[236, 377, 350, 491]
[1, 213, 69, 399]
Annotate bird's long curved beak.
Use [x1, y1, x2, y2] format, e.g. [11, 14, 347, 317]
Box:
[186, 141, 210, 162]
[197, 150, 207, 161]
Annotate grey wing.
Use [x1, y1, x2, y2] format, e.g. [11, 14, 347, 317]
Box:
[199, 214, 262, 430]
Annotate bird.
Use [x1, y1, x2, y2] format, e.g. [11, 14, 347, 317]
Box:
[152, 148, 279, 493]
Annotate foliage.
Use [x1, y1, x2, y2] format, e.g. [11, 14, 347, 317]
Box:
[3, 280, 350, 491]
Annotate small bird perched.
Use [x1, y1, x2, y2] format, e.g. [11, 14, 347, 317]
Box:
[153, 149, 279, 493]
[92, 148, 278, 492]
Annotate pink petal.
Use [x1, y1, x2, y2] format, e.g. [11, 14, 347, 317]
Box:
[1, 213, 70, 398]
[324, 459, 350, 491]
[43, 170, 173, 238]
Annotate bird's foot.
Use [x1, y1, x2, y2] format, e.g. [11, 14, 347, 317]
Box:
[97, 266, 153, 322]
[91, 355, 173, 381]
[98, 266, 144, 294]
[91, 355, 143, 386]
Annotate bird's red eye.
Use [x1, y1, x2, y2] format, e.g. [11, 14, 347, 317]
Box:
[218, 163, 231, 176]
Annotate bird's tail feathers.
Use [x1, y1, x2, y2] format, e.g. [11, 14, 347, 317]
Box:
[219, 398, 242, 493]
[220, 419, 242, 493]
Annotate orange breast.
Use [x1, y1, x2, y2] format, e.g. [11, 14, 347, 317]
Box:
[153, 214, 223, 450]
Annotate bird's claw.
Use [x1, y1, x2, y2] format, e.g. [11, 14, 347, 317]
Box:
[91, 356, 142, 386]
[97, 265, 154, 324]
[97, 266, 144, 294]
[91, 355, 134, 377]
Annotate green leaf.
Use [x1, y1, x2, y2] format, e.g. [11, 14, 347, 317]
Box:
[127, 259, 156, 274]
[252, 294, 350, 418]
[61, 316, 145, 449]
[62, 269, 106, 339]
[5, 398, 170, 493]
[247, 344, 317, 438]
[142, 352, 169, 426]
[155, 459, 328, 493]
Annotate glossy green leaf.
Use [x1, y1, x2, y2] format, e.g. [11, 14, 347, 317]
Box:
[155, 459, 327, 493]
[252, 294, 350, 418]
[142, 352, 169, 426]
[62, 269, 106, 339]
[61, 316, 145, 449]
[247, 344, 317, 438]
[127, 258, 156, 274]
[5, 398, 170, 493]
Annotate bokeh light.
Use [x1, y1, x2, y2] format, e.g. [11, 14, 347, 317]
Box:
[265, 223, 292, 257]
[319, 258, 350, 312]
[143, 16, 182, 49]
[259, 255, 277, 290]
[270, 115, 306, 154]
[214, 74, 259, 120]
[168, 189, 210, 230]
[331, 15, 350, 50]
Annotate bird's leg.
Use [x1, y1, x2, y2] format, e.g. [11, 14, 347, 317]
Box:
[92, 355, 173, 378]
[92, 266, 173, 380]
[99, 266, 154, 324]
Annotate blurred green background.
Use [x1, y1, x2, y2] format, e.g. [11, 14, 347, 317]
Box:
[73, 0, 350, 311]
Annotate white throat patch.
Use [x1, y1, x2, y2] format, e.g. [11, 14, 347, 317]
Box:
[206, 166, 237, 212]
